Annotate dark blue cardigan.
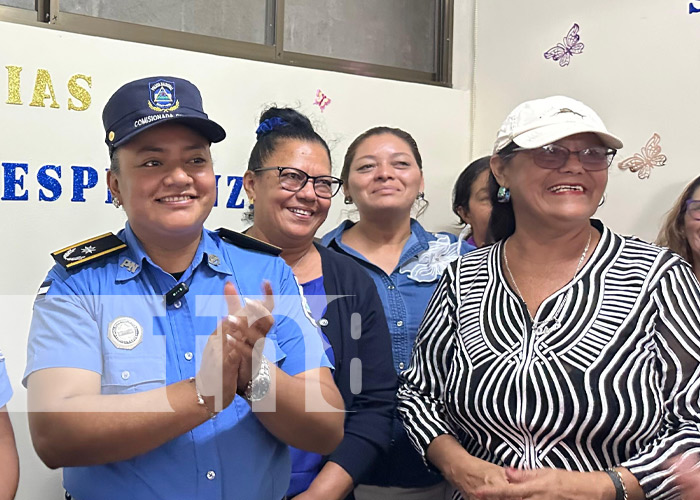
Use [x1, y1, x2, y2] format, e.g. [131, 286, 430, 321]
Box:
[315, 243, 397, 493]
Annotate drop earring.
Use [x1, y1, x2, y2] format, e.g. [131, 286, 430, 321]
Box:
[497, 186, 510, 203]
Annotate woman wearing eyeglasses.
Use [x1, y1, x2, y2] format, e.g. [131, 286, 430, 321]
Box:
[398, 96, 700, 500]
[242, 107, 397, 500]
[657, 175, 700, 281]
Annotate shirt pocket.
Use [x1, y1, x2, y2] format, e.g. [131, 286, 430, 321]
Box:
[101, 355, 166, 395]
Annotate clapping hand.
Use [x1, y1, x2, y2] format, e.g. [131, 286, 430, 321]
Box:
[222, 281, 275, 393]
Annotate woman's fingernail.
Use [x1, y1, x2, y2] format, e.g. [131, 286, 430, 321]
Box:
[228, 315, 240, 326]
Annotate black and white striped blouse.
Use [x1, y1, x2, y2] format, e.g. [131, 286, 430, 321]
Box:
[398, 221, 700, 499]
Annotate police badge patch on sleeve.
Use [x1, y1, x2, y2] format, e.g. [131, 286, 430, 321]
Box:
[108, 317, 143, 350]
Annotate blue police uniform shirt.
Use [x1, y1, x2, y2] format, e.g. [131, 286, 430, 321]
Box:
[24, 224, 331, 500]
[0, 351, 12, 408]
[321, 218, 474, 488]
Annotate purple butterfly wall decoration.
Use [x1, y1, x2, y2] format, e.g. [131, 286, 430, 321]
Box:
[544, 23, 585, 67]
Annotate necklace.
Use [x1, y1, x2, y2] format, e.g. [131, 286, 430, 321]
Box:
[503, 230, 592, 321]
[289, 246, 312, 271]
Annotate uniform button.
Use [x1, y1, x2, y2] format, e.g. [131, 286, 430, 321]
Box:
[398, 362, 405, 370]
[173, 300, 182, 309]
[388, 285, 395, 290]
[121, 371, 130, 380]
[184, 352, 193, 361]
[396, 320, 404, 327]
[319, 318, 329, 327]
[206, 470, 216, 480]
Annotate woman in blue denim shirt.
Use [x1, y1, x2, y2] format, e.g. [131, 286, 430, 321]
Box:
[321, 127, 475, 500]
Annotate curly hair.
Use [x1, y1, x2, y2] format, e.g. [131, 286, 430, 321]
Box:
[657, 175, 700, 267]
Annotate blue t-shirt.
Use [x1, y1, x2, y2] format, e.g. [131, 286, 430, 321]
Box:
[0, 351, 12, 408]
[25, 225, 331, 500]
[287, 275, 335, 497]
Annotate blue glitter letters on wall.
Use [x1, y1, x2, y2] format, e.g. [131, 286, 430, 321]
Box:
[213, 175, 245, 208]
[38, 165, 62, 202]
[2, 163, 29, 201]
[1, 163, 246, 208]
[71, 166, 98, 202]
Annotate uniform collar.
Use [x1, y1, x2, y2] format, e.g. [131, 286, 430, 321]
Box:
[116, 224, 232, 282]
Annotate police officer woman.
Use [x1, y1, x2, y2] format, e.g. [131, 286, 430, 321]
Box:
[24, 76, 343, 500]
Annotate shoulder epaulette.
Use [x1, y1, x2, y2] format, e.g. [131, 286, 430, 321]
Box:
[217, 228, 282, 256]
[51, 232, 127, 270]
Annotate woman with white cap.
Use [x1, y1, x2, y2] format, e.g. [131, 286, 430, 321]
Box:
[398, 95, 700, 500]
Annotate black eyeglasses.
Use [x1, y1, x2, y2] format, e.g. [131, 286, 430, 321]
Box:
[686, 199, 700, 221]
[511, 144, 617, 171]
[255, 166, 343, 199]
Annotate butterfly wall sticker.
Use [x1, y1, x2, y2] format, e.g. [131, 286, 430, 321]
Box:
[313, 89, 331, 112]
[617, 133, 667, 180]
[544, 23, 585, 67]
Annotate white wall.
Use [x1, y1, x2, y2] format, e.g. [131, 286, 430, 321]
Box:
[1, 17, 474, 498]
[471, 0, 698, 242]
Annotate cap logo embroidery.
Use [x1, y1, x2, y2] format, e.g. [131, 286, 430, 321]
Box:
[556, 108, 585, 118]
[148, 79, 180, 112]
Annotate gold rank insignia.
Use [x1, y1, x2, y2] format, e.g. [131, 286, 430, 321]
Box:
[52, 233, 127, 270]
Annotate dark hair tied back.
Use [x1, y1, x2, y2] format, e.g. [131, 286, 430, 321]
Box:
[247, 107, 331, 172]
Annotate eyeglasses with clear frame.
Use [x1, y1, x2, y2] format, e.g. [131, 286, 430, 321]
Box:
[686, 199, 700, 221]
[255, 166, 343, 199]
[511, 144, 617, 171]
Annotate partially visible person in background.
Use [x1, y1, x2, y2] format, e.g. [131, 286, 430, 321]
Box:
[452, 155, 493, 248]
[322, 126, 474, 500]
[657, 175, 700, 281]
[242, 106, 397, 500]
[0, 350, 19, 500]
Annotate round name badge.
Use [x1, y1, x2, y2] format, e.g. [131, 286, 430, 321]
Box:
[108, 316, 143, 350]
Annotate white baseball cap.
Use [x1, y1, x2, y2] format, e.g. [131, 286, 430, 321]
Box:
[492, 95, 623, 154]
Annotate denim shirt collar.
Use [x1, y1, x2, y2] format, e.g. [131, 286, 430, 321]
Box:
[116, 224, 232, 282]
[321, 218, 435, 274]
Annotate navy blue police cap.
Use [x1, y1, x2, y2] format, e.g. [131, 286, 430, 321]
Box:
[102, 76, 226, 151]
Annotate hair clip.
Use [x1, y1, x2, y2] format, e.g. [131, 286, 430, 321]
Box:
[256, 117, 289, 139]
